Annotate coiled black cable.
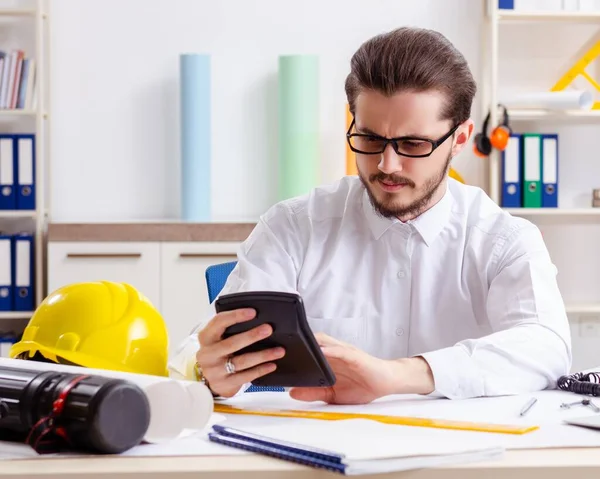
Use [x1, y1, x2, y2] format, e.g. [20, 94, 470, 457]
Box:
[557, 371, 600, 396]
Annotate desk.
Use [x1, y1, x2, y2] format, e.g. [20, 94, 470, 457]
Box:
[1, 448, 599, 479]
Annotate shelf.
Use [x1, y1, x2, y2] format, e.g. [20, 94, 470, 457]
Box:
[498, 10, 600, 23]
[505, 208, 600, 216]
[0, 109, 39, 117]
[0, 211, 37, 219]
[567, 304, 600, 315]
[507, 109, 600, 121]
[0, 311, 32, 320]
[0, 9, 36, 17]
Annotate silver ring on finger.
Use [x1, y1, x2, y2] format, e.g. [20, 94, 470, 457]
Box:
[225, 356, 236, 375]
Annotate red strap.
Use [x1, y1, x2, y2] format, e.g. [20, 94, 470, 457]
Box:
[25, 374, 90, 453]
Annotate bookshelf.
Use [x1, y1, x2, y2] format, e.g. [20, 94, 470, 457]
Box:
[0, 0, 48, 327]
[483, 1, 600, 207]
[483, 2, 600, 372]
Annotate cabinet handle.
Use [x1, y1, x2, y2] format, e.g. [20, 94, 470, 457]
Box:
[66, 253, 142, 259]
[179, 253, 235, 259]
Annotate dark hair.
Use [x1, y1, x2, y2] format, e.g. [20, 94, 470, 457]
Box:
[345, 27, 477, 126]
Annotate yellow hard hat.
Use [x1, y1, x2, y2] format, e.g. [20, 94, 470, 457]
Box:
[10, 281, 169, 377]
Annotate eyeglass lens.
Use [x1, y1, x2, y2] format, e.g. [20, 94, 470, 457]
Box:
[349, 136, 433, 156]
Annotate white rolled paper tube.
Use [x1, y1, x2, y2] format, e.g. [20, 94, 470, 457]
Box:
[182, 381, 215, 430]
[501, 90, 593, 110]
[0, 358, 214, 444]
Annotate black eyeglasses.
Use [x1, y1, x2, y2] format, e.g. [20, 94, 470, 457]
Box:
[346, 118, 460, 158]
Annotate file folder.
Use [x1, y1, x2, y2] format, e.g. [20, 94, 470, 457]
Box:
[0, 135, 16, 210]
[13, 233, 33, 312]
[521, 133, 542, 208]
[16, 134, 35, 210]
[541, 134, 558, 208]
[501, 134, 522, 208]
[0, 234, 13, 311]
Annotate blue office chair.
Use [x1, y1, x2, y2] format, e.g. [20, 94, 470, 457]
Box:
[205, 261, 237, 304]
[205, 261, 284, 393]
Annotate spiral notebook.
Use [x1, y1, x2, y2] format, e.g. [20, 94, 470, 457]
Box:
[207, 423, 505, 475]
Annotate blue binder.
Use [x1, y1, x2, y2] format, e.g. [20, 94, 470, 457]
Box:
[541, 134, 558, 208]
[13, 233, 34, 311]
[0, 135, 16, 210]
[498, 0, 514, 8]
[16, 134, 35, 210]
[0, 234, 13, 311]
[501, 134, 522, 208]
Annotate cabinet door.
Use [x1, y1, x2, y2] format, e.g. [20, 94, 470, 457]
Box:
[160, 242, 238, 353]
[47, 242, 161, 310]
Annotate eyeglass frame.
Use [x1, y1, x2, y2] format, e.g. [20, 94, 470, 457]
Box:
[346, 118, 461, 158]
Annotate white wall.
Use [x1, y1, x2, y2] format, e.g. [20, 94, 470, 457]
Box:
[40, 1, 600, 372]
[48, 0, 485, 222]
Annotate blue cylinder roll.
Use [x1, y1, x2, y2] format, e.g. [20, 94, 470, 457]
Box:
[180, 54, 211, 222]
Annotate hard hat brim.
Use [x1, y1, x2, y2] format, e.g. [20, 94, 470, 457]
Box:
[9, 340, 169, 377]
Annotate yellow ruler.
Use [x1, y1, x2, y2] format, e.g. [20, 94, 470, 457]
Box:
[214, 403, 538, 435]
[551, 39, 600, 109]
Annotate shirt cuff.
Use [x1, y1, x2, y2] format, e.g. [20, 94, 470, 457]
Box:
[168, 333, 249, 397]
[168, 334, 199, 381]
[418, 346, 485, 399]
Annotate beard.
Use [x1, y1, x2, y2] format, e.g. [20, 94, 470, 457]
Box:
[359, 152, 452, 220]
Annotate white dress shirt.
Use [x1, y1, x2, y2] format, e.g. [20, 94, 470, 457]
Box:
[169, 176, 572, 399]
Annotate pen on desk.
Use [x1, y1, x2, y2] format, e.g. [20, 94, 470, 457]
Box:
[519, 397, 537, 417]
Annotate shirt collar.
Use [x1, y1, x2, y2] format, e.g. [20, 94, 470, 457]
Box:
[408, 184, 453, 246]
[362, 183, 454, 246]
[361, 189, 399, 240]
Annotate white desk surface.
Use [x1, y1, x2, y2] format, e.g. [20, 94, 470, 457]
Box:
[1, 448, 600, 479]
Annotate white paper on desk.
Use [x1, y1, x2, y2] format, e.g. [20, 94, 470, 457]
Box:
[0, 441, 43, 460]
[0, 357, 214, 444]
[208, 418, 505, 475]
[240, 418, 504, 461]
[220, 389, 598, 426]
[217, 389, 600, 451]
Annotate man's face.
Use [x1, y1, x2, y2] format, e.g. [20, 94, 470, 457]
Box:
[353, 89, 470, 221]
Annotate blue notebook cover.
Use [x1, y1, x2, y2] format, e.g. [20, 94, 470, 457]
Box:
[208, 424, 346, 473]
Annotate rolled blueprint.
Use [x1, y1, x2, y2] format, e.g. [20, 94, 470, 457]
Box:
[501, 90, 593, 110]
[180, 53, 211, 221]
[278, 54, 319, 200]
[0, 358, 214, 444]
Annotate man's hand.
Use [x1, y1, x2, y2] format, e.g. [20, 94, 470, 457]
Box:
[195, 308, 285, 398]
[289, 333, 435, 405]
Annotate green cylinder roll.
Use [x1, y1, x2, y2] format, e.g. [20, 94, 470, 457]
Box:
[278, 55, 319, 201]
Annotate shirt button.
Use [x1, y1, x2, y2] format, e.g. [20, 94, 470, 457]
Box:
[396, 328, 404, 336]
[397, 270, 406, 278]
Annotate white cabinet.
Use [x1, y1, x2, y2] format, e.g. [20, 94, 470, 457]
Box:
[160, 242, 237, 353]
[47, 240, 240, 356]
[47, 242, 162, 310]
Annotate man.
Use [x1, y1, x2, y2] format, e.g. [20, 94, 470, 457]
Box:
[169, 26, 572, 404]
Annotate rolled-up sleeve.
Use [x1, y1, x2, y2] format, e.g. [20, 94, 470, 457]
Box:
[421, 223, 572, 399]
